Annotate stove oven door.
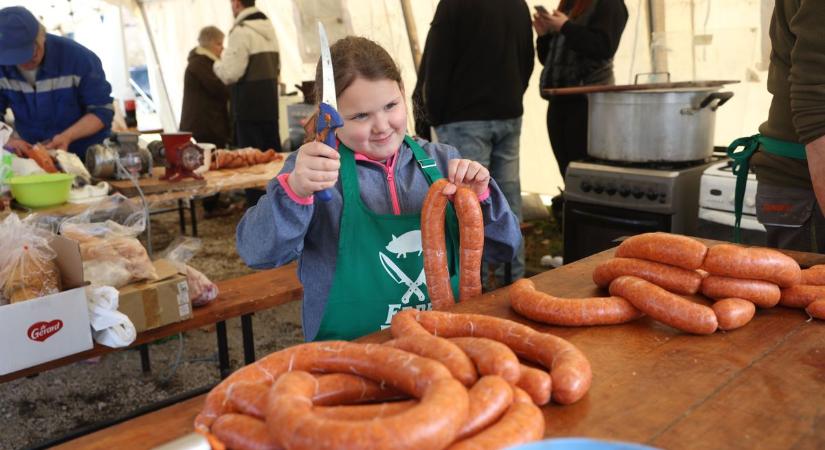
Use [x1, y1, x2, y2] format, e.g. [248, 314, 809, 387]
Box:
[563, 200, 672, 264]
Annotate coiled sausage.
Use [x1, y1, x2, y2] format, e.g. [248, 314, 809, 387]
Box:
[711, 298, 756, 331]
[615, 232, 707, 270]
[703, 244, 801, 288]
[701, 275, 781, 308]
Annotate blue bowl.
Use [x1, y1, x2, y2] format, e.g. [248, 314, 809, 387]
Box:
[508, 438, 660, 450]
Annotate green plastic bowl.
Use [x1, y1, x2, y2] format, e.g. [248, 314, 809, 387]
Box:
[8, 173, 75, 208]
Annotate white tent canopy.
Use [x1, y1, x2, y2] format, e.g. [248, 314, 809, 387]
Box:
[2, 0, 774, 196]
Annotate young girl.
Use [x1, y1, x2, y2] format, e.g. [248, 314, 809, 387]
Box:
[236, 36, 521, 341]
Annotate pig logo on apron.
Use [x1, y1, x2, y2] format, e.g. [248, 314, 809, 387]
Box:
[378, 230, 426, 304]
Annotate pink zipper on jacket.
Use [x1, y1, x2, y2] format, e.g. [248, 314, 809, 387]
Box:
[354, 151, 401, 215]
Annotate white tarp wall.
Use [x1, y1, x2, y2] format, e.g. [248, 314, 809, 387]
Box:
[2, 0, 774, 196]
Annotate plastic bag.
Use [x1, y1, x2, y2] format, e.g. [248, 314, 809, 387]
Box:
[0, 214, 62, 302]
[60, 194, 157, 288]
[159, 237, 218, 307]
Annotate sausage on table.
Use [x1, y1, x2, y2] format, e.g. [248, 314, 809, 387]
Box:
[516, 364, 552, 406]
[703, 244, 801, 288]
[455, 375, 514, 440]
[211, 413, 278, 450]
[701, 275, 781, 308]
[383, 335, 478, 386]
[592, 257, 703, 295]
[510, 278, 642, 326]
[806, 299, 825, 320]
[447, 387, 545, 450]
[609, 276, 718, 335]
[779, 285, 825, 308]
[801, 265, 825, 285]
[448, 337, 521, 384]
[614, 232, 707, 270]
[711, 298, 756, 331]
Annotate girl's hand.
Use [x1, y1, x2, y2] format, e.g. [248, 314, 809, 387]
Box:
[444, 159, 490, 197]
[546, 10, 569, 33]
[288, 141, 340, 198]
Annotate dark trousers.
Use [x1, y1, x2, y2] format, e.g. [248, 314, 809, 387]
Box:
[546, 94, 589, 180]
[235, 119, 281, 207]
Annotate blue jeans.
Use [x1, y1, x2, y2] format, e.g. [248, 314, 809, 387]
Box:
[435, 118, 525, 282]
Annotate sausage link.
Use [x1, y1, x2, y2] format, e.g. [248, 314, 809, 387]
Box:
[422, 178, 456, 310]
[315, 400, 417, 420]
[703, 244, 801, 288]
[265, 371, 469, 450]
[448, 337, 521, 384]
[701, 275, 781, 308]
[394, 309, 591, 405]
[779, 285, 825, 308]
[456, 375, 514, 440]
[447, 387, 545, 450]
[592, 257, 703, 295]
[197, 341, 452, 431]
[511, 278, 642, 326]
[806, 299, 825, 320]
[609, 276, 718, 335]
[711, 298, 756, 331]
[455, 187, 483, 301]
[516, 364, 552, 406]
[801, 265, 825, 285]
[383, 335, 479, 386]
[211, 413, 279, 450]
[615, 232, 707, 270]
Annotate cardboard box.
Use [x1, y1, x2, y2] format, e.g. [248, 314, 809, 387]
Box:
[0, 236, 93, 375]
[118, 259, 192, 332]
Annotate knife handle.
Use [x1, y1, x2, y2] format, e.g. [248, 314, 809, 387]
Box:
[315, 102, 343, 202]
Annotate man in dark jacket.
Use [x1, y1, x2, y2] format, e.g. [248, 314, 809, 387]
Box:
[412, 0, 534, 285]
[181, 26, 235, 218]
[180, 26, 230, 147]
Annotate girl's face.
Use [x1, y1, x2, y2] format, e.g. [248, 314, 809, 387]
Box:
[335, 77, 407, 161]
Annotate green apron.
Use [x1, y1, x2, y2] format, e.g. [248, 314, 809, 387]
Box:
[726, 134, 806, 243]
[313, 136, 461, 341]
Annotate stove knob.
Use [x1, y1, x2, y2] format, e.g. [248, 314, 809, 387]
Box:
[580, 181, 592, 193]
[606, 185, 617, 196]
[618, 186, 630, 197]
[646, 190, 658, 201]
[594, 184, 605, 194]
[632, 188, 644, 199]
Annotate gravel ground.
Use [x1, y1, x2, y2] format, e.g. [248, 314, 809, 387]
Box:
[0, 196, 560, 450]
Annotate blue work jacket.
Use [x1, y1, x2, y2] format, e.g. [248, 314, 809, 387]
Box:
[0, 34, 113, 159]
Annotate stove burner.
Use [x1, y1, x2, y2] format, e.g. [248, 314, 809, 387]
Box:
[581, 157, 711, 171]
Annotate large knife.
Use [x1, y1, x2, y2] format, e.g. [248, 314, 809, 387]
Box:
[315, 22, 343, 202]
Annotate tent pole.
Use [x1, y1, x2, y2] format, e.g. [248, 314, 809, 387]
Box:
[399, 0, 422, 71]
[137, 0, 177, 129]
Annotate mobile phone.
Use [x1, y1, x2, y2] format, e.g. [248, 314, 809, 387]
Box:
[534, 5, 549, 14]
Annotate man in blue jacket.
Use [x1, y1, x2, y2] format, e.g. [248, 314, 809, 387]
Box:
[0, 6, 113, 160]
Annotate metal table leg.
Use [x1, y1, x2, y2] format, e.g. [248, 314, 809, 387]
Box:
[216, 321, 230, 379]
[189, 198, 198, 237]
[139, 345, 151, 373]
[177, 199, 186, 234]
[241, 314, 256, 364]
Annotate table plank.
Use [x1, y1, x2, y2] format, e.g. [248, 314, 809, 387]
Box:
[0, 263, 302, 383]
[55, 243, 825, 449]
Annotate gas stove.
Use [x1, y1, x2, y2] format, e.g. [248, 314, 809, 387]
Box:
[564, 158, 719, 227]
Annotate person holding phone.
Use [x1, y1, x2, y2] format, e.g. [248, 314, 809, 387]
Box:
[533, 0, 628, 211]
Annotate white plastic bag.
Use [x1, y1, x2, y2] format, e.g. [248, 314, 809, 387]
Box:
[85, 285, 136, 348]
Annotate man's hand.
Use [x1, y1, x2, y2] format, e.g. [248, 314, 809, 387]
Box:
[45, 132, 72, 151]
[4, 137, 32, 156]
[546, 10, 570, 33]
[532, 10, 554, 36]
[806, 134, 825, 212]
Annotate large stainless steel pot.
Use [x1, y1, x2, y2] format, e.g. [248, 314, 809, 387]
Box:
[543, 79, 737, 163]
[586, 88, 733, 163]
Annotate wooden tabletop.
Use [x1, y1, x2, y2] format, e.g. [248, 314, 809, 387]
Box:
[1, 263, 301, 384]
[56, 244, 825, 450]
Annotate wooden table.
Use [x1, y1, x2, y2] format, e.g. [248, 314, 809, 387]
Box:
[1, 262, 302, 384]
[56, 245, 825, 450]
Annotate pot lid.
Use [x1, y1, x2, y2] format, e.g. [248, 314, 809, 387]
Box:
[543, 80, 739, 96]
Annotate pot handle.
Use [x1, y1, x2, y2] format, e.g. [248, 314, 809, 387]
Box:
[698, 91, 734, 111]
[634, 72, 671, 84]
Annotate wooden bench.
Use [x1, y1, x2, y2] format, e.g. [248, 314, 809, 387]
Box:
[0, 262, 303, 383]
